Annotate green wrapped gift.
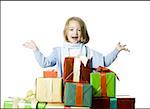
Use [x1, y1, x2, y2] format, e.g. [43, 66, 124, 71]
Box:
[64, 82, 92, 107]
[4, 100, 14, 108]
[90, 72, 116, 97]
[37, 102, 90, 109]
[3, 97, 37, 109]
[37, 102, 47, 109]
[4, 97, 20, 108]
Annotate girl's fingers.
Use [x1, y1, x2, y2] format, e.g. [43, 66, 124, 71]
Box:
[122, 44, 126, 47]
[118, 42, 120, 45]
[124, 48, 130, 52]
[23, 42, 34, 49]
[31, 40, 36, 45]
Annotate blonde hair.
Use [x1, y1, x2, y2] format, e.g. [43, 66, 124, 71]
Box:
[63, 17, 90, 44]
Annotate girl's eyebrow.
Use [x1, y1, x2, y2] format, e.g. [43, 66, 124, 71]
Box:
[68, 27, 81, 29]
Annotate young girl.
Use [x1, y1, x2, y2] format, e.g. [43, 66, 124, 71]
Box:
[23, 16, 129, 77]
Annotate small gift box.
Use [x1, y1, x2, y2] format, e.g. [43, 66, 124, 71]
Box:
[3, 97, 20, 108]
[64, 82, 92, 107]
[43, 69, 58, 78]
[3, 97, 38, 109]
[90, 66, 119, 97]
[63, 57, 91, 83]
[36, 77, 62, 102]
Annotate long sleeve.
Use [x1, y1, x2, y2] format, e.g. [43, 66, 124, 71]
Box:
[103, 48, 120, 67]
[89, 47, 120, 68]
[33, 48, 57, 68]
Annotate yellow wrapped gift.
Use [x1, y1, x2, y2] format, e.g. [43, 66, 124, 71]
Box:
[36, 77, 62, 102]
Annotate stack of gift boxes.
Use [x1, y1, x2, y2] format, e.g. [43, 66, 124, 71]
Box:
[4, 56, 135, 109]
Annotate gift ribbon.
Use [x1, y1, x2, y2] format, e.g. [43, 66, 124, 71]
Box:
[5, 92, 38, 108]
[64, 106, 71, 109]
[76, 83, 83, 106]
[95, 66, 120, 81]
[100, 72, 107, 97]
[110, 98, 117, 109]
[18, 101, 32, 108]
[73, 57, 81, 82]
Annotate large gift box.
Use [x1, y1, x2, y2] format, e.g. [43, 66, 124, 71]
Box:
[37, 102, 90, 109]
[92, 95, 135, 109]
[90, 66, 118, 97]
[36, 77, 62, 102]
[64, 82, 92, 107]
[63, 57, 91, 83]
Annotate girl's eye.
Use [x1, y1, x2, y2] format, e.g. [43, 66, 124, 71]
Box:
[70, 29, 74, 31]
[78, 30, 81, 31]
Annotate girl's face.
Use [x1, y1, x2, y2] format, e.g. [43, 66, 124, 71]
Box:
[67, 20, 82, 44]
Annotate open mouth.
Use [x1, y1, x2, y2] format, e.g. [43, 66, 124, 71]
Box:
[71, 36, 78, 39]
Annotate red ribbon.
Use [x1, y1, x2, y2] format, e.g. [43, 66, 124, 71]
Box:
[100, 72, 107, 97]
[64, 106, 71, 109]
[76, 83, 83, 106]
[95, 66, 120, 81]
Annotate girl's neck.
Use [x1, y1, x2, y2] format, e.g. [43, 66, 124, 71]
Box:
[64, 42, 83, 49]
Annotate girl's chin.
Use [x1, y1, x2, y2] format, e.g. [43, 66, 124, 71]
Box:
[69, 40, 79, 44]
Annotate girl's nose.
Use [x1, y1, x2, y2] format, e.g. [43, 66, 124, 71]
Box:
[75, 30, 78, 35]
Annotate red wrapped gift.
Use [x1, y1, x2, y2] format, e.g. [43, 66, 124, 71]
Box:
[63, 57, 91, 83]
[43, 70, 58, 78]
[92, 95, 135, 109]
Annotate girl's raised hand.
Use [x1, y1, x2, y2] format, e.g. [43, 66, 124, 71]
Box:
[116, 42, 130, 52]
[23, 40, 38, 51]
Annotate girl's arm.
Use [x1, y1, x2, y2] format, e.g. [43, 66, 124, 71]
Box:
[23, 40, 57, 68]
[103, 42, 129, 67]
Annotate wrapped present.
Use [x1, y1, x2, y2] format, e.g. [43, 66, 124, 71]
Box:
[36, 77, 62, 102]
[90, 66, 118, 97]
[37, 102, 90, 109]
[64, 82, 92, 107]
[63, 57, 91, 83]
[92, 95, 135, 109]
[43, 69, 58, 78]
[3, 96, 38, 109]
[3, 97, 20, 108]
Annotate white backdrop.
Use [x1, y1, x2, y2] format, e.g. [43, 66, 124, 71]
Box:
[1, 1, 150, 108]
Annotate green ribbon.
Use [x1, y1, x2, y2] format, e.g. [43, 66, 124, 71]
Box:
[110, 98, 117, 109]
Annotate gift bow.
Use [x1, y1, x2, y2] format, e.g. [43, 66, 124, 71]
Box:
[93, 66, 120, 81]
[8, 89, 38, 108]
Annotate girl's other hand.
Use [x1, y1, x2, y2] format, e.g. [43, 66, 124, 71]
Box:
[23, 40, 38, 51]
[116, 42, 130, 52]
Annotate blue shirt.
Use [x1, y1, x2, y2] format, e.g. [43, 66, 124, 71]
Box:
[33, 43, 120, 77]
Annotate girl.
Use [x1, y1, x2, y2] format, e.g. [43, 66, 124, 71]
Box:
[23, 16, 129, 77]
